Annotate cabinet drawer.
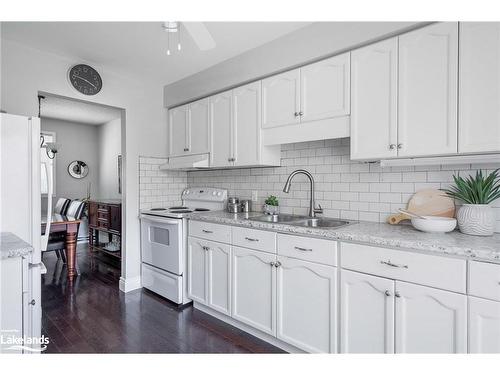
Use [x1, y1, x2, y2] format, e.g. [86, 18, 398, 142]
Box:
[469, 261, 500, 302]
[278, 234, 337, 266]
[341, 242, 466, 293]
[232, 226, 276, 254]
[189, 220, 231, 244]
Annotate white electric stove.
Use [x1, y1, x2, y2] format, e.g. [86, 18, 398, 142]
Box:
[140, 187, 227, 305]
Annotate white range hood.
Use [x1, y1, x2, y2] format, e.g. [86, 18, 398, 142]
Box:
[160, 153, 210, 171]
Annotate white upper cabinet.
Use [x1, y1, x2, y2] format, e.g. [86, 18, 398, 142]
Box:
[300, 53, 350, 123]
[395, 281, 467, 353]
[398, 22, 458, 157]
[168, 104, 189, 156]
[231, 246, 276, 336]
[262, 69, 300, 129]
[233, 82, 261, 166]
[340, 270, 395, 354]
[276, 257, 337, 353]
[189, 98, 210, 155]
[210, 90, 233, 168]
[351, 38, 398, 160]
[469, 296, 500, 353]
[459, 22, 500, 153]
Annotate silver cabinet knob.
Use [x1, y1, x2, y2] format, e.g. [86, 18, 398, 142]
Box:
[274, 261, 282, 268]
[385, 290, 391, 297]
[294, 112, 299, 117]
[29, 299, 36, 306]
[270, 261, 276, 267]
[389, 144, 396, 150]
[298, 111, 304, 116]
[395, 291, 401, 298]
[397, 143, 403, 149]
[184, 147, 189, 152]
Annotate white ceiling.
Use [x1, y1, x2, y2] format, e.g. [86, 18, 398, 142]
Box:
[41, 95, 122, 125]
[2, 22, 310, 85]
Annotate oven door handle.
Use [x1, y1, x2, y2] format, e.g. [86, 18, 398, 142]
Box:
[140, 214, 182, 226]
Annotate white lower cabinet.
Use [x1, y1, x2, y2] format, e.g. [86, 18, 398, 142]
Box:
[187, 236, 231, 315]
[469, 296, 500, 353]
[276, 256, 337, 353]
[340, 270, 395, 353]
[231, 246, 276, 336]
[187, 237, 208, 304]
[395, 281, 467, 353]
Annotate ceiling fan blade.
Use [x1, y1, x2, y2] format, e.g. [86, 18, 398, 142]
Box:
[183, 22, 216, 51]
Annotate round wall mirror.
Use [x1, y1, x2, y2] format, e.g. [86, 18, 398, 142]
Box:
[68, 160, 89, 179]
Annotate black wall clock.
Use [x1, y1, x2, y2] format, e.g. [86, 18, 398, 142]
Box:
[68, 64, 102, 95]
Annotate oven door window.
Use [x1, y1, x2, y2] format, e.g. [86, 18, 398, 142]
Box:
[150, 227, 169, 246]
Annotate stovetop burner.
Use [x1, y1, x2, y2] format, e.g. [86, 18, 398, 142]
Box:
[150, 208, 167, 211]
[194, 208, 210, 212]
[169, 206, 188, 210]
[169, 209, 193, 213]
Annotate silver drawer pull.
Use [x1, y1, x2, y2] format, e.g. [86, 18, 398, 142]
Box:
[202, 229, 213, 234]
[202, 246, 210, 251]
[245, 237, 259, 242]
[380, 260, 408, 269]
[295, 246, 313, 252]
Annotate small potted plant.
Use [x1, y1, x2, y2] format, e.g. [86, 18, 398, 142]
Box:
[442, 169, 500, 236]
[264, 195, 279, 215]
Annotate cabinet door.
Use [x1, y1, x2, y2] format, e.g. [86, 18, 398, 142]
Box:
[210, 91, 233, 167]
[351, 38, 398, 160]
[88, 201, 97, 227]
[206, 241, 231, 316]
[340, 270, 395, 353]
[469, 296, 500, 353]
[189, 98, 210, 155]
[109, 205, 121, 233]
[262, 69, 300, 129]
[168, 104, 189, 156]
[300, 53, 350, 123]
[398, 22, 458, 157]
[459, 22, 500, 153]
[231, 246, 276, 336]
[395, 281, 467, 353]
[187, 237, 208, 304]
[277, 257, 337, 353]
[233, 82, 261, 166]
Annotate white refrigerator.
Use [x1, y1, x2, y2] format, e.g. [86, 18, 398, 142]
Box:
[0, 113, 43, 353]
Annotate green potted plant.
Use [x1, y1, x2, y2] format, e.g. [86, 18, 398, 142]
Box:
[264, 195, 279, 215]
[442, 169, 500, 236]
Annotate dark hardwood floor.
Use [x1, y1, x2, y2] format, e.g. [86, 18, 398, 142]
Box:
[41, 244, 284, 354]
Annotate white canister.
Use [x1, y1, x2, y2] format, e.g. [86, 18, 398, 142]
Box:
[456, 204, 495, 236]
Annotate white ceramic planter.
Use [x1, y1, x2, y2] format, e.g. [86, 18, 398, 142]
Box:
[456, 204, 495, 236]
[263, 204, 279, 215]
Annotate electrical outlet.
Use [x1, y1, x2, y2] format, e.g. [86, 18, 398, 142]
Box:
[251, 190, 258, 202]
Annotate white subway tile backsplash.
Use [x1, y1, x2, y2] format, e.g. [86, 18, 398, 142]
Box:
[138, 140, 500, 232]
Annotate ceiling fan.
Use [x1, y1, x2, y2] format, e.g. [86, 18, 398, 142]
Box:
[162, 22, 216, 55]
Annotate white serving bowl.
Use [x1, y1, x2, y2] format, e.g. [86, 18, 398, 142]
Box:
[410, 216, 457, 233]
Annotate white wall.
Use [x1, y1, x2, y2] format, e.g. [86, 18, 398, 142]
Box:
[41, 118, 99, 200]
[0, 38, 168, 292]
[97, 117, 121, 199]
[164, 22, 426, 107]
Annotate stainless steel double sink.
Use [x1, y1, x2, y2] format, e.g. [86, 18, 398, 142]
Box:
[246, 214, 351, 229]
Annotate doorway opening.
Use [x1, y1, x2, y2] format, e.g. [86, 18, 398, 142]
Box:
[38, 92, 126, 280]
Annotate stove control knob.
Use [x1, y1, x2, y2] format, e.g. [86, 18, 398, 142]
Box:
[212, 191, 217, 196]
[217, 192, 222, 196]
[185, 190, 190, 195]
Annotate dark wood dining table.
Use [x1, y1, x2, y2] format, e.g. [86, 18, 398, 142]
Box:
[41, 214, 81, 280]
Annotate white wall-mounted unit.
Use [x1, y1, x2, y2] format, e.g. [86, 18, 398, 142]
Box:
[262, 53, 350, 146]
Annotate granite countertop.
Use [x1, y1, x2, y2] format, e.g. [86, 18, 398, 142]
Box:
[1, 232, 33, 259]
[187, 211, 500, 264]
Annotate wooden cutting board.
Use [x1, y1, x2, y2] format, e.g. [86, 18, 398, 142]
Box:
[387, 189, 455, 224]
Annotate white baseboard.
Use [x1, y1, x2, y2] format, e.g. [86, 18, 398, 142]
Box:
[119, 275, 142, 293]
[193, 302, 304, 353]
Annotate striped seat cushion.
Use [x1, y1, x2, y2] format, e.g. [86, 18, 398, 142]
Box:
[66, 200, 86, 219]
[54, 198, 71, 215]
